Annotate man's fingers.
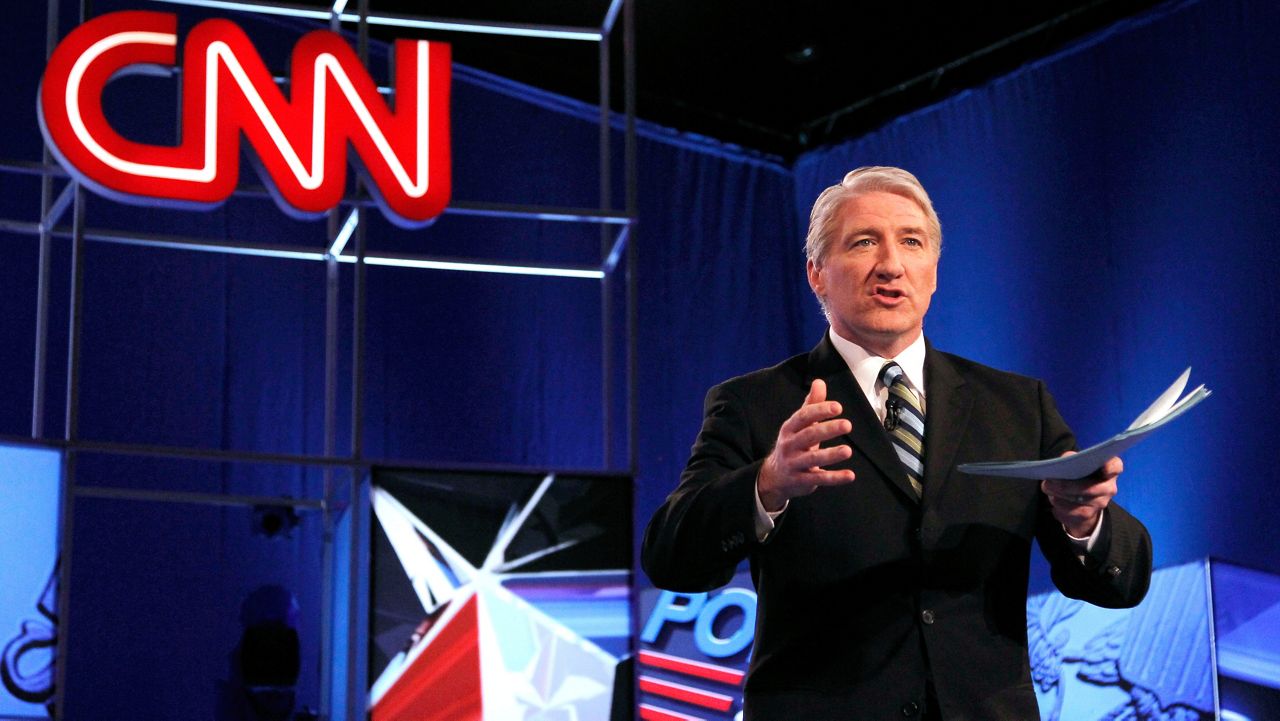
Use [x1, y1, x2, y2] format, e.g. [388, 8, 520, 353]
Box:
[789, 417, 852, 449]
[781, 379, 844, 435]
[805, 378, 827, 405]
[1095, 456, 1123, 479]
[777, 441, 852, 473]
[780, 400, 844, 433]
[762, 382, 855, 505]
[1054, 451, 1123, 481]
[786, 443, 852, 471]
[1041, 478, 1117, 508]
[1042, 476, 1118, 496]
[1046, 490, 1100, 508]
[795, 466, 856, 486]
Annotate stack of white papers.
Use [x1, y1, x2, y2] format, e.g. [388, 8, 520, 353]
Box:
[956, 368, 1211, 480]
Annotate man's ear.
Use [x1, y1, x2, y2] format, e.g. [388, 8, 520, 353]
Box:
[807, 258, 823, 295]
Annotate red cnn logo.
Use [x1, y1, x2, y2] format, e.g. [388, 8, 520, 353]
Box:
[39, 11, 451, 227]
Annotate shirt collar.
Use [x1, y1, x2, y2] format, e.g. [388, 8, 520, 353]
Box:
[827, 328, 927, 401]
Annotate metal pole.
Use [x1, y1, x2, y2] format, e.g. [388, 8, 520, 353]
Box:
[347, 6, 371, 718]
[623, 0, 638, 475]
[350, 2, 370, 470]
[53, 79, 88, 721]
[599, 28, 614, 469]
[32, 0, 61, 440]
[322, 12, 353, 717]
[44, 1, 67, 706]
[319, 15, 344, 707]
[73, 486, 325, 508]
[320, 211, 341, 721]
[621, 4, 641, 714]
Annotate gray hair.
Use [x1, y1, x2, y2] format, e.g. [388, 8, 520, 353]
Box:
[804, 166, 942, 264]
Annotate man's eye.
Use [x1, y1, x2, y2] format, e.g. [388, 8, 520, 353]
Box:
[903, 237, 922, 247]
[852, 238, 874, 247]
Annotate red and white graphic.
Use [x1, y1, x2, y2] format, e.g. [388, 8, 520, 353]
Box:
[39, 10, 451, 227]
[369, 477, 625, 720]
[637, 649, 745, 720]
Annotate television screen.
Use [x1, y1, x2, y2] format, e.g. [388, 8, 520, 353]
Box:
[0, 443, 61, 719]
[368, 467, 632, 721]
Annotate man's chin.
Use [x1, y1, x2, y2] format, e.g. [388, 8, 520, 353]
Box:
[833, 321, 922, 351]
[852, 316, 920, 340]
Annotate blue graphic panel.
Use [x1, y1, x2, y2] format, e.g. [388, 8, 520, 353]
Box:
[1029, 561, 1215, 720]
[0, 443, 61, 718]
[1212, 560, 1280, 721]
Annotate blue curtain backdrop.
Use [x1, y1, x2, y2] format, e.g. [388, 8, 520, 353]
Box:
[0, 0, 1277, 716]
[792, 0, 1280, 582]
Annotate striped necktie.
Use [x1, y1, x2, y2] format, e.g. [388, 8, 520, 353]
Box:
[880, 361, 925, 498]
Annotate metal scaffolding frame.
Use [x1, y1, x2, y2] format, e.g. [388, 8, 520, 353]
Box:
[2, 0, 637, 718]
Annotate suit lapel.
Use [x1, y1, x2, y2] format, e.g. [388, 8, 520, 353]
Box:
[807, 336, 916, 502]
[922, 341, 972, 502]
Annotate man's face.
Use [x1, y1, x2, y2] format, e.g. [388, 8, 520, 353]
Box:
[807, 190, 939, 357]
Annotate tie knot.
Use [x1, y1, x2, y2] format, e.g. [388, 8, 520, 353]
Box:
[879, 361, 906, 389]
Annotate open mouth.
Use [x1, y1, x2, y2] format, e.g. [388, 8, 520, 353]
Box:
[874, 286, 905, 299]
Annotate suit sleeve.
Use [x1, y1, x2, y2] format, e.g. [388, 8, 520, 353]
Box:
[1033, 380, 1153, 608]
[641, 382, 767, 592]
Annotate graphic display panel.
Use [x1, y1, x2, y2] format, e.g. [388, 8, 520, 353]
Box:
[1028, 561, 1216, 720]
[638, 559, 1280, 720]
[638, 569, 752, 721]
[369, 468, 632, 720]
[0, 444, 61, 719]
[1212, 560, 1280, 721]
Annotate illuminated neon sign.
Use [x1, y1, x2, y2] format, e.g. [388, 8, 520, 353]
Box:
[39, 10, 450, 227]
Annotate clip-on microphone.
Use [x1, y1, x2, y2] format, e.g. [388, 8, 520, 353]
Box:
[884, 397, 901, 432]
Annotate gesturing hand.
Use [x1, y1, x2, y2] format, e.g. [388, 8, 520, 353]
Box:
[1041, 452, 1122, 538]
[757, 379, 856, 512]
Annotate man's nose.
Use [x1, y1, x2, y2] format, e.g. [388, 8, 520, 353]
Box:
[874, 244, 904, 277]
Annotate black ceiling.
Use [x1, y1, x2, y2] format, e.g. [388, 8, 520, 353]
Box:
[301, 0, 1166, 159]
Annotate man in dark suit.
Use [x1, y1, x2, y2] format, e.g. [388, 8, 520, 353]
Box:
[642, 167, 1152, 720]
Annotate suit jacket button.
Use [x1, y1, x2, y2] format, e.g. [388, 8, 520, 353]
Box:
[901, 701, 920, 716]
[1106, 565, 1122, 577]
[921, 609, 935, 625]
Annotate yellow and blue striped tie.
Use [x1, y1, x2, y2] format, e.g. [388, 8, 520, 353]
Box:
[880, 361, 925, 498]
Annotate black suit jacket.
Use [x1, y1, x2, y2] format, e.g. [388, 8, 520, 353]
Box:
[642, 336, 1152, 720]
